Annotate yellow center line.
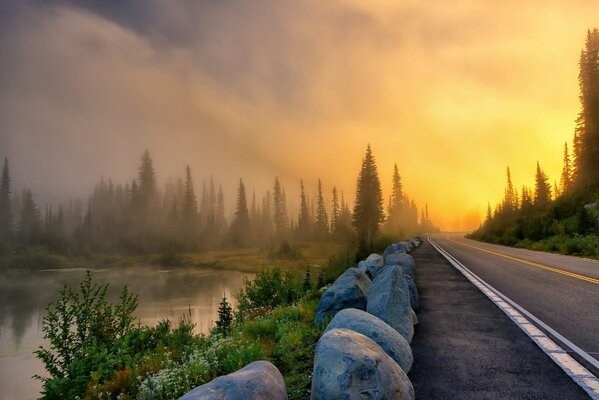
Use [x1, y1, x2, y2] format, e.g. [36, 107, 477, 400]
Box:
[444, 236, 599, 285]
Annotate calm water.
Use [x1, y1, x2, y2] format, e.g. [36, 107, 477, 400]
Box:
[0, 266, 254, 400]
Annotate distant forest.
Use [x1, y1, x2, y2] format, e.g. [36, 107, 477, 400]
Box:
[471, 29, 599, 256]
[0, 145, 437, 258]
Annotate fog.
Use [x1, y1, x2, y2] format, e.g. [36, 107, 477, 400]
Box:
[1, 0, 597, 230]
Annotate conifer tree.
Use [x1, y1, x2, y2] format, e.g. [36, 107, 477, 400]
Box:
[534, 162, 552, 207]
[352, 145, 384, 243]
[503, 167, 517, 212]
[386, 163, 404, 232]
[272, 178, 289, 236]
[230, 179, 250, 246]
[297, 180, 310, 236]
[138, 150, 157, 211]
[573, 28, 599, 188]
[521, 185, 533, 212]
[215, 294, 233, 336]
[330, 187, 340, 234]
[315, 179, 329, 236]
[0, 157, 13, 246]
[182, 165, 198, 243]
[17, 189, 41, 246]
[560, 142, 572, 194]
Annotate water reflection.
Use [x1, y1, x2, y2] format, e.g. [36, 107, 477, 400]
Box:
[0, 266, 253, 400]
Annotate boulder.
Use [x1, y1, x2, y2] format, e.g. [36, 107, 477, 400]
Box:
[179, 361, 286, 400]
[408, 239, 418, 249]
[325, 308, 413, 373]
[403, 241, 415, 252]
[382, 243, 407, 258]
[367, 265, 414, 343]
[314, 268, 371, 325]
[384, 253, 416, 277]
[410, 308, 418, 326]
[311, 329, 415, 400]
[358, 253, 384, 276]
[404, 273, 419, 311]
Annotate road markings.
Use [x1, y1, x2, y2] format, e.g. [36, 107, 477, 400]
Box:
[429, 236, 599, 400]
[446, 237, 599, 285]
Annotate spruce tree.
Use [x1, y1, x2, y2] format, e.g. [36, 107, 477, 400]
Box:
[503, 167, 517, 212]
[272, 178, 289, 236]
[17, 189, 41, 247]
[138, 150, 157, 211]
[560, 142, 572, 194]
[0, 157, 13, 246]
[352, 145, 384, 243]
[315, 179, 329, 236]
[182, 165, 198, 243]
[386, 163, 404, 233]
[297, 180, 310, 236]
[534, 162, 552, 207]
[215, 294, 233, 336]
[230, 179, 250, 246]
[330, 187, 340, 234]
[573, 28, 599, 188]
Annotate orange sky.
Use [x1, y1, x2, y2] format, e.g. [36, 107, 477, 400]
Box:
[1, 0, 598, 231]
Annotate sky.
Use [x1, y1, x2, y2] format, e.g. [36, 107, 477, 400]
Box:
[1, 0, 598, 231]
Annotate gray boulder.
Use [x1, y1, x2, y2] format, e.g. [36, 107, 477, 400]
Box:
[311, 329, 415, 400]
[358, 253, 384, 276]
[382, 243, 407, 258]
[404, 273, 419, 311]
[314, 268, 371, 325]
[179, 361, 286, 400]
[367, 265, 414, 343]
[325, 308, 413, 373]
[384, 253, 416, 277]
[411, 308, 418, 326]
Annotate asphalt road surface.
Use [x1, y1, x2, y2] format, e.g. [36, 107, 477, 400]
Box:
[432, 233, 599, 373]
[408, 237, 595, 399]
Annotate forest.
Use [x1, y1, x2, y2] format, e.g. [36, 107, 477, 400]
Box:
[0, 145, 438, 266]
[470, 29, 599, 257]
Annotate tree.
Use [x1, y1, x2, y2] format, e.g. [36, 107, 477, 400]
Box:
[181, 165, 198, 244]
[503, 167, 517, 212]
[215, 294, 233, 336]
[352, 145, 385, 243]
[229, 179, 250, 246]
[386, 163, 404, 232]
[534, 162, 552, 207]
[0, 157, 13, 246]
[297, 180, 310, 237]
[560, 142, 573, 194]
[330, 187, 340, 234]
[137, 150, 157, 212]
[315, 179, 329, 236]
[17, 189, 41, 246]
[272, 177, 289, 236]
[573, 28, 599, 189]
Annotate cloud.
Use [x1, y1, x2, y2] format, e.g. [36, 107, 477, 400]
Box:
[1, 0, 597, 229]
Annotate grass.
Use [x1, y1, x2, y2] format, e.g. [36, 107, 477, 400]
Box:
[0, 240, 347, 274]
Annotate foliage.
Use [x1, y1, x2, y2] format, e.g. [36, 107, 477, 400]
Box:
[352, 145, 385, 243]
[215, 295, 234, 336]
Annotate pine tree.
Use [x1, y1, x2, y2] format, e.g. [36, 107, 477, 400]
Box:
[352, 145, 385, 243]
[386, 163, 404, 232]
[215, 185, 227, 235]
[272, 178, 289, 236]
[521, 185, 533, 212]
[138, 150, 157, 212]
[315, 179, 329, 236]
[534, 162, 552, 207]
[330, 187, 340, 234]
[297, 180, 310, 237]
[573, 28, 599, 188]
[485, 203, 492, 224]
[230, 179, 250, 246]
[215, 294, 233, 336]
[0, 157, 13, 246]
[17, 189, 41, 246]
[503, 167, 517, 212]
[560, 142, 572, 194]
[182, 165, 198, 244]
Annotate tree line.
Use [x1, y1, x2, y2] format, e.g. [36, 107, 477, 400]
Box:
[0, 146, 437, 256]
[471, 28, 599, 249]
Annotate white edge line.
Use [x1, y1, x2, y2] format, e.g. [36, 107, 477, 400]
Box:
[428, 236, 599, 400]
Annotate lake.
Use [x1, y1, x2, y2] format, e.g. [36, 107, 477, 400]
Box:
[0, 266, 254, 400]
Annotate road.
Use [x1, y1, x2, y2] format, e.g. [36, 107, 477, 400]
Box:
[431, 233, 599, 375]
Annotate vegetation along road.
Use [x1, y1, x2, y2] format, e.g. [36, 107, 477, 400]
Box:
[431, 234, 599, 383]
